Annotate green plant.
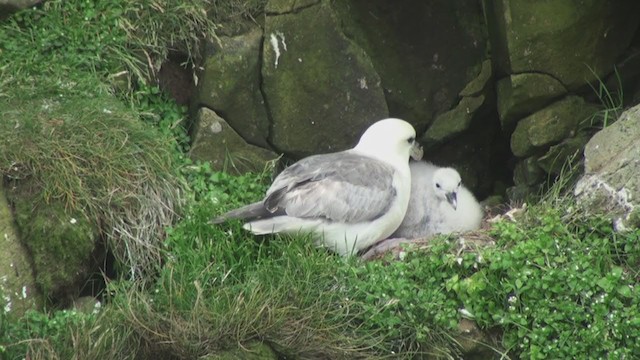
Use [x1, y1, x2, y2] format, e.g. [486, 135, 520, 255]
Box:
[0, 308, 140, 360]
[133, 84, 191, 152]
[585, 66, 624, 130]
[342, 238, 469, 356]
[110, 179, 389, 359]
[458, 207, 640, 358]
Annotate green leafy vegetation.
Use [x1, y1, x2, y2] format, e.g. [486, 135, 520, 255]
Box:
[0, 0, 218, 95]
[8, 171, 633, 359]
[461, 207, 640, 358]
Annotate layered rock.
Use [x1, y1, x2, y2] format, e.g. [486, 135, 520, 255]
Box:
[196, 25, 271, 148]
[575, 104, 640, 230]
[189, 108, 279, 174]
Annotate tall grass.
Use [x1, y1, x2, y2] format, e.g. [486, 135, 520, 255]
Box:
[0, 93, 183, 282]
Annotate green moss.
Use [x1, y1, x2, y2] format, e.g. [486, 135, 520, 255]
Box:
[263, 2, 388, 157]
[10, 182, 97, 298]
[0, 92, 183, 285]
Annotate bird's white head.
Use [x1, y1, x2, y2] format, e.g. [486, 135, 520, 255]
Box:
[354, 118, 423, 165]
[432, 167, 461, 210]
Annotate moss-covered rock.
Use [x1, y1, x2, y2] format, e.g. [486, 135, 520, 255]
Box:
[497, 73, 567, 130]
[197, 25, 271, 148]
[333, 0, 488, 131]
[421, 95, 486, 148]
[460, 59, 493, 97]
[575, 103, 640, 229]
[189, 108, 279, 174]
[0, 183, 42, 316]
[7, 179, 98, 301]
[485, 0, 640, 90]
[262, 0, 388, 157]
[455, 319, 499, 360]
[510, 96, 598, 157]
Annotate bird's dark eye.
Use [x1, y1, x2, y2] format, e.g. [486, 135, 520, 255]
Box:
[436, 183, 441, 189]
[458, 182, 461, 187]
[407, 136, 415, 144]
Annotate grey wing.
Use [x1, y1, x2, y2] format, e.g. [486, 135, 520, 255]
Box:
[264, 151, 397, 223]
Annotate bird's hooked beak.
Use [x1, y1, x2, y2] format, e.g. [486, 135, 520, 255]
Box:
[445, 191, 457, 210]
[410, 142, 423, 160]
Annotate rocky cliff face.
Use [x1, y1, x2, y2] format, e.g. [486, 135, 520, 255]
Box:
[188, 0, 640, 201]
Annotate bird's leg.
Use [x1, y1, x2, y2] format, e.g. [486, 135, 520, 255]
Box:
[359, 237, 412, 260]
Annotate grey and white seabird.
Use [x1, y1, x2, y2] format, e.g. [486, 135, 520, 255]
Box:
[211, 118, 423, 256]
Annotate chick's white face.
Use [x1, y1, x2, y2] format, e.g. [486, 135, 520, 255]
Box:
[355, 118, 423, 163]
[432, 168, 461, 209]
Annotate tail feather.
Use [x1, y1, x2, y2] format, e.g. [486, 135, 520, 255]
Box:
[244, 217, 321, 235]
[210, 202, 272, 224]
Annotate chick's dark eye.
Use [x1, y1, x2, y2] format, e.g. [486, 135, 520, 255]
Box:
[407, 136, 415, 144]
[436, 183, 441, 189]
[458, 182, 461, 187]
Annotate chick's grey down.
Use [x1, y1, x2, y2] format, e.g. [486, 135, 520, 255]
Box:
[392, 161, 483, 239]
[211, 118, 424, 256]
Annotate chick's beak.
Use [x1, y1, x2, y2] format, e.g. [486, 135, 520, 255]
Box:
[445, 192, 457, 210]
[410, 142, 423, 160]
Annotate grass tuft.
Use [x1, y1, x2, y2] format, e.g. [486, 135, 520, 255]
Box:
[0, 0, 220, 96]
[0, 92, 184, 282]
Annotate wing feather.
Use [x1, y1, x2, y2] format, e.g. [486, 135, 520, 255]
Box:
[264, 151, 397, 223]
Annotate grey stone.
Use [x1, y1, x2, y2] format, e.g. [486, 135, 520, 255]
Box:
[189, 108, 279, 174]
[262, 1, 388, 157]
[497, 73, 567, 129]
[510, 96, 598, 157]
[575, 104, 640, 230]
[197, 25, 270, 148]
[485, 0, 640, 90]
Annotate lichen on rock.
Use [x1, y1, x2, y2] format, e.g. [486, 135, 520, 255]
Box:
[262, 0, 388, 158]
[575, 103, 640, 230]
